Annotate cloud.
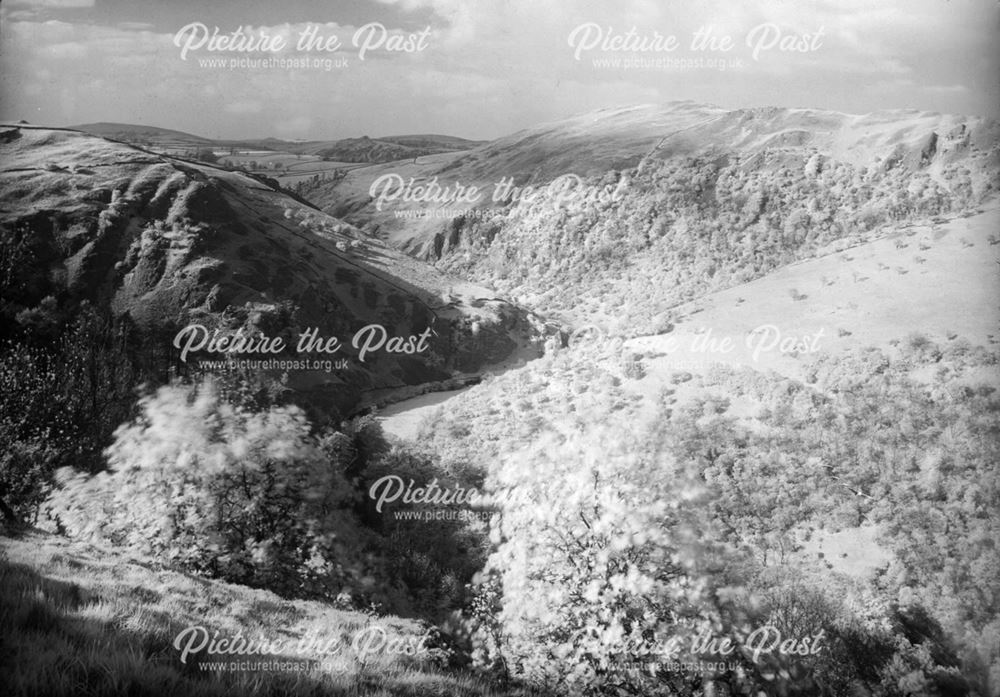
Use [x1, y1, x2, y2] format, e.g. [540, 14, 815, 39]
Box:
[117, 22, 155, 32]
[5, 0, 94, 7]
[274, 115, 313, 138]
[225, 100, 264, 115]
[923, 84, 968, 94]
[0, 0, 996, 138]
[43, 40, 88, 59]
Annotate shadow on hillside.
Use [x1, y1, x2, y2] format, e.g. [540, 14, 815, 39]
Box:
[0, 550, 522, 697]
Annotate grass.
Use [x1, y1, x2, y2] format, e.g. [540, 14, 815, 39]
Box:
[0, 528, 538, 697]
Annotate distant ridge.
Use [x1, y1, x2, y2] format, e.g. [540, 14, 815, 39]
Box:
[69, 122, 213, 145]
[66, 122, 486, 162]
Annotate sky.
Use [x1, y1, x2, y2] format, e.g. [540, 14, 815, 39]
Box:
[0, 0, 997, 141]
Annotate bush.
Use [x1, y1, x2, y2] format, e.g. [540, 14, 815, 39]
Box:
[477, 418, 734, 695]
[43, 378, 380, 601]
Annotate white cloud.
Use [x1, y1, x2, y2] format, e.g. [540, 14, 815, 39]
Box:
[6, 0, 94, 7]
[0, 0, 996, 137]
[274, 115, 313, 138]
[924, 84, 968, 94]
[43, 40, 88, 58]
[225, 100, 264, 115]
[117, 22, 155, 32]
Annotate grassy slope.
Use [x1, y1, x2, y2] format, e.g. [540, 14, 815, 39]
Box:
[0, 528, 528, 697]
[629, 204, 1000, 382]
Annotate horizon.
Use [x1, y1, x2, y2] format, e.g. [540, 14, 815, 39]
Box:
[1, 0, 998, 141]
[6, 97, 996, 146]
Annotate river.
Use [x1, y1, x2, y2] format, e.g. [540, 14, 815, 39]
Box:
[376, 386, 473, 440]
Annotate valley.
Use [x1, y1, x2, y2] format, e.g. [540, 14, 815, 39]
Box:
[379, 204, 1000, 439]
[3, 101, 998, 697]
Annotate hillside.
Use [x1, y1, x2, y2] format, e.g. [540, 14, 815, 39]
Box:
[0, 124, 550, 420]
[390, 205, 999, 695]
[626, 205, 1000, 380]
[0, 528, 522, 697]
[300, 102, 730, 240]
[9, 105, 999, 697]
[301, 103, 999, 334]
[380, 205, 1000, 440]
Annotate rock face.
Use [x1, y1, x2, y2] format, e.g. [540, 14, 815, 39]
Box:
[0, 125, 550, 418]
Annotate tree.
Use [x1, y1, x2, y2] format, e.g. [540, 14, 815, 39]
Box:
[0, 304, 148, 522]
[477, 415, 734, 694]
[43, 378, 381, 600]
[193, 148, 218, 164]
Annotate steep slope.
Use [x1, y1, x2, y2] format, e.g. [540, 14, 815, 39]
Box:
[304, 104, 998, 335]
[381, 206, 1000, 438]
[0, 124, 550, 418]
[438, 107, 998, 333]
[304, 102, 726, 244]
[0, 528, 512, 697]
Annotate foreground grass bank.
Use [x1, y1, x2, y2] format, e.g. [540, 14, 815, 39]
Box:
[0, 528, 531, 697]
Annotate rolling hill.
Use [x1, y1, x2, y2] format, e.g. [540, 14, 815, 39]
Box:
[0, 124, 551, 419]
[69, 122, 215, 149]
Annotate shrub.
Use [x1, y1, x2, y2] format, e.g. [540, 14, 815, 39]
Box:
[905, 331, 931, 352]
[43, 378, 380, 601]
[478, 419, 734, 695]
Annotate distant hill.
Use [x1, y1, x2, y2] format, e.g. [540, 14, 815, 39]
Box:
[380, 134, 486, 150]
[68, 122, 484, 164]
[69, 122, 214, 148]
[297, 134, 484, 162]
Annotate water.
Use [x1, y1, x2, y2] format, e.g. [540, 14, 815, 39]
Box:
[376, 386, 472, 440]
